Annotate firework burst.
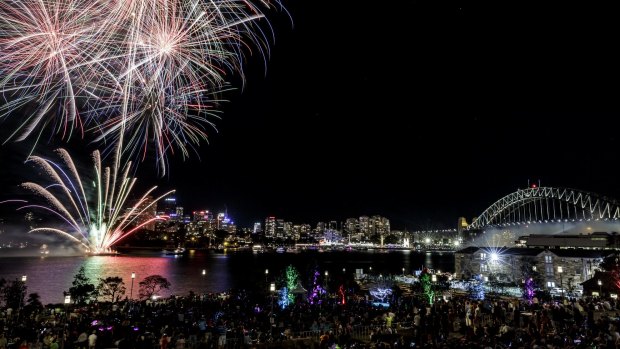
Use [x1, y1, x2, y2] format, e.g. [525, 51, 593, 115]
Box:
[18, 148, 174, 253]
[0, 0, 287, 173]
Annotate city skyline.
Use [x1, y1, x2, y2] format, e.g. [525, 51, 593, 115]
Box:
[1, 0, 619, 230]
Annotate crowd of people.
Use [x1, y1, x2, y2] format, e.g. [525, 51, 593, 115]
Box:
[1, 285, 620, 348]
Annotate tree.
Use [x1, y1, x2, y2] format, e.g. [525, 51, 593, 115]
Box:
[418, 268, 435, 305]
[68, 266, 95, 304]
[2, 278, 27, 310]
[566, 277, 577, 297]
[23, 293, 44, 315]
[383, 234, 399, 245]
[97, 276, 126, 302]
[138, 275, 171, 300]
[468, 274, 485, 300]
[599, 252, 619, 272]
[520, 257, 544, 300]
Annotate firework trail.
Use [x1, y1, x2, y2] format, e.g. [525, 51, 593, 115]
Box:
[18, 147, 175, 253]
[0, 0, 287, 173]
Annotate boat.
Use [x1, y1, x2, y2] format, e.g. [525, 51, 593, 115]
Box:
[164, 246, 187, 255]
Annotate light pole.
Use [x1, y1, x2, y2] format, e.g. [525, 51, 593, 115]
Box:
[265, 269, 269, 283]
[16, 276, 27, 324]
[63, 295, 71, 349]
[129, 272, 136, 300]
[402, 268, 405, 276]
[598, 279, 602, 297]
[324, 270, 329, 291]
[269, 283, 276, 313]
[557, 266, 563, 299]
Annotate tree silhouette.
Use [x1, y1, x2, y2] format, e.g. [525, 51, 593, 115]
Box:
[1, 278, 27, 309]
[97, 276, 126, 302]
[23, 293, 43, 315]
[138, 275, 171, 300]
[67, 266, 95, 304]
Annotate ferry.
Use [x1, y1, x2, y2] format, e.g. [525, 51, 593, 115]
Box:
[164, 246, 187, 255]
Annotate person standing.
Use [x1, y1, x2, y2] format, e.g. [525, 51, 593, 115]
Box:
[0, 333, 7, 349]
[88, 331, 97, 349]
[159, 334, 170, 349]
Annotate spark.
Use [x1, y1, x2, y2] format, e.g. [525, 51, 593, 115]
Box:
[0, 0, 288, 174]
[18, 147, 174, 253]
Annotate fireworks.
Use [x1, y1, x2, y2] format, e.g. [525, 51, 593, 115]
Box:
[0, 0, 285, 173]
[18, 148, 175, 253]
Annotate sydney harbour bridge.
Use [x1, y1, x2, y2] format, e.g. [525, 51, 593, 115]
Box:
[412, 186, 620, 245]
[468, 186, 620, 229]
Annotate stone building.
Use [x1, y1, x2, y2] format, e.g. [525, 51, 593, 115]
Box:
[455, 247, 609, 293]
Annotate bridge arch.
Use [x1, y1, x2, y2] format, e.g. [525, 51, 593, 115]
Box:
[468, 187, 620, 230]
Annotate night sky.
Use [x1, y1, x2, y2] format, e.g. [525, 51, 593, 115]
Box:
[1, 0, 619, 230]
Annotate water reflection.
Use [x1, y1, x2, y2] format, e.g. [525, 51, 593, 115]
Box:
[0, 250, 454, 304]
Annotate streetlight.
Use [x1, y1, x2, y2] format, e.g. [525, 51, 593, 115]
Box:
[21, 275, 27, 282]
[269, 283, 276, 313]
[342, 268, 346, 273]
[130, 272, 136, 300]
[598, 279, 603, 297]
[557, 266, 564, 299]
[265, 269, 269, 282]
[202, 269, 206, 276]
[63, 295, 71, 349]
[324, 271, 329, 290]
[402, 268, 405, 276]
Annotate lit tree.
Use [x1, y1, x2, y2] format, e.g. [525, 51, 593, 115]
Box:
[96, 276, 126, 302]
[307, 269, 325, 304]
[520, 257, 543, 302]
[468, 274, 485, 300]
[338, 285, 346, 305]
[285, 265, 299, 305]
[419, 272, 435, 305]
[138, 275, 171, 300]
[523, 278, 535, 303]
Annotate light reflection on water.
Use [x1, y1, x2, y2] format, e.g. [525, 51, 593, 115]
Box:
[0, 250, 454, 304]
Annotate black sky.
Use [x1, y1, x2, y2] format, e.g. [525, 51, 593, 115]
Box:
[1, 0, 620, 230]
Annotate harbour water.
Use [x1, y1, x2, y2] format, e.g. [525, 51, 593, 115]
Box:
[0, 249, 455, 304]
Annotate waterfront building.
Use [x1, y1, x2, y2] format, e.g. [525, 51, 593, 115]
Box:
[455, 246, 608, 294]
